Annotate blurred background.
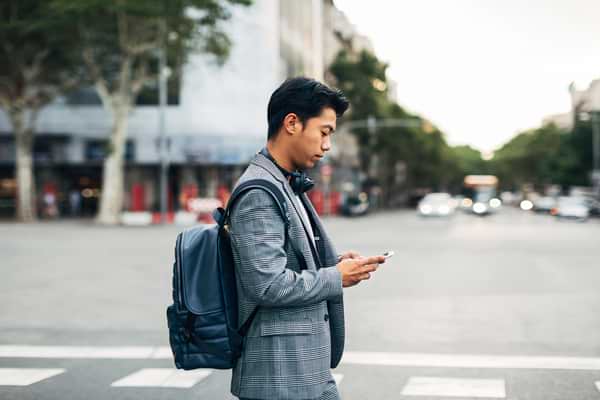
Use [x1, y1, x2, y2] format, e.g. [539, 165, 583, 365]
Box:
[1, 0, 599, 223]
[1, 1, 600, 399]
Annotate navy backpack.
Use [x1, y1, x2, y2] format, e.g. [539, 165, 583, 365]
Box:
[166, 179, 292, 370]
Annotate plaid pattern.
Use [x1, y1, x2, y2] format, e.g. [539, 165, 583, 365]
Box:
[239, 379, 340, 400]
[230, 153, 344, 400]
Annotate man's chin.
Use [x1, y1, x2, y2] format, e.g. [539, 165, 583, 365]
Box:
[305, 160, 318, 169]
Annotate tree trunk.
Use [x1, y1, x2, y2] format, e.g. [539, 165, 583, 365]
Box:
[95, 103, 130, 225]
[10, 108, 37, 222]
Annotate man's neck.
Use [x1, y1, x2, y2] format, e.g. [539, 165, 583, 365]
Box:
[266, 141, 295, 172]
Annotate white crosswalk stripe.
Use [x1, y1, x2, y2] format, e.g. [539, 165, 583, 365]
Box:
[342, 351, 600, 371]
[110, 368, 212, 388]
[0, 368, 65, 386]
[595, 381, 600, 393]
[0, 345, 163, 359]
[400, 376, 506, 398]
[332, 373, 343, 385]
[4, 345, 600, 372]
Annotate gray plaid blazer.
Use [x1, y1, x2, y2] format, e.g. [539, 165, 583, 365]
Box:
[229, 152, 345, 400]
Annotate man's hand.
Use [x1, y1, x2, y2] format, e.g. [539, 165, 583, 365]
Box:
[336, 255, 386, 288]
[339, 250, 361, 261]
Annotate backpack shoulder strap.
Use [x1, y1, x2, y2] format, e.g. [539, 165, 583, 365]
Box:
[215, 179, 291, 338]
[214, 179, 291, 230]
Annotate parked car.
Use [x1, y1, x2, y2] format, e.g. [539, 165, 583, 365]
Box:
[551, 196, 590, 221]
[418, 193, 455, 217]
[533, 196, 556, 213]
[341, 192, 369, 217]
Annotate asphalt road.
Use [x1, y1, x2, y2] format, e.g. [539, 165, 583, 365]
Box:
[1, 207, 600, 399]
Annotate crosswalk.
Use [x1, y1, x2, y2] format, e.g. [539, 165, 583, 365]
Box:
[110, 368, 212, 388]
[0, 367, 330, 390]
[0, 368, 65, 386]
[3, 346, 600, 398]
[400, 377, 506, 398]
[3, 367, 600, 398]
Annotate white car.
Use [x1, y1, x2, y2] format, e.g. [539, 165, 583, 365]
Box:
[533, 196, 556, 213]
[418, 193, 455, 217]
[553, 196, 590, 220]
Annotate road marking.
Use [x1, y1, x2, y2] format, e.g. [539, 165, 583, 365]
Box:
[149, 346, 173, 359]
[332, 373, 343, 385]
[110, 368, 212, 388]
[342, 351, 600, 371]
[0, 368, 65, 386]
[401, 376, 506, 398]
[595, 381, 600, 392]
[3, 346, 600, 372]
[0, 345, 164, 359]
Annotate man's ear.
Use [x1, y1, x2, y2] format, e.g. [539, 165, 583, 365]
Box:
[283, 113, 301, 135]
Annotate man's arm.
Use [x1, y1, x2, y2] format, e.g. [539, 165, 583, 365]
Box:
[229, 188, 343, 307]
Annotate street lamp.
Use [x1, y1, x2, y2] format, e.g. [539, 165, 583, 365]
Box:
[592, 111, 600, 197]
[158, 46, 169, 223]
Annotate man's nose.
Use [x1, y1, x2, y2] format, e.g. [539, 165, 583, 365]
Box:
[322, 136, 331, 152]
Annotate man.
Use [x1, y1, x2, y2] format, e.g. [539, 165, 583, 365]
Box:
[229, 77, 385, 400]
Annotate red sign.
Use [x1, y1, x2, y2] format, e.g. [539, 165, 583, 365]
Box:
[321, 165, 333, 177]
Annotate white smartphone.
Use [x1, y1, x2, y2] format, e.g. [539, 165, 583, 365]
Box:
[382, 251, 395, 259]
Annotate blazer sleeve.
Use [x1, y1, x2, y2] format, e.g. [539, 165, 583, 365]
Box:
[229, 188, 343, 307]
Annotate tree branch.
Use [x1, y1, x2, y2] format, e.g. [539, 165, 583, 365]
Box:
[82, 46, 111, 105]
[22, 49, 50, 83]
[131, 61, 152, 94]
[125, 41, 160, 56]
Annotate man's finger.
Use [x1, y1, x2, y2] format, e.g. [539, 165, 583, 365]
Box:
[358, 255, 385, 266]
[348, 250, 361, 259]
[362, 264, 378, 273]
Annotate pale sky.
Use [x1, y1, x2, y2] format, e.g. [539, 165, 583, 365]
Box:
[333, 0, 600, 153]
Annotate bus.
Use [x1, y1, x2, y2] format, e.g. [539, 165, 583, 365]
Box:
[462, 175, 501, 215]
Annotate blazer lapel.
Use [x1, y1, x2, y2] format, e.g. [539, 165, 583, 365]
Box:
[300, 193, 338, 267]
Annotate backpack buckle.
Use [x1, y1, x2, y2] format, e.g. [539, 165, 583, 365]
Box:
[212, 207, 226, 226]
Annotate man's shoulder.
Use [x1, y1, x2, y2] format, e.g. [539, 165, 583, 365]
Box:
[230, 163, 284, 212]
[236, 161, 278, 186]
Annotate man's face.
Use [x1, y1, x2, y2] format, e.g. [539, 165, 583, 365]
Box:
[290, 107, 336, 170]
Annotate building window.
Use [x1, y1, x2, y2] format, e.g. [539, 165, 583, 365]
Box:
[85, 140, 135, 161]
[0, 137, 15, 163]
[65, 87, 102, 106]
[33, 137, 69, 163]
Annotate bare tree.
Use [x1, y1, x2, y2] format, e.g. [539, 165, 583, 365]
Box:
[0, 0, 81, 221]
[53, 0, 251, 224]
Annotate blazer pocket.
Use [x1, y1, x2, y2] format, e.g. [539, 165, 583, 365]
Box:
[260, 319, 321, 337]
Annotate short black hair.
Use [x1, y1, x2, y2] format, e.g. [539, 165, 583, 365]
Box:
[267, 77, 349, 140]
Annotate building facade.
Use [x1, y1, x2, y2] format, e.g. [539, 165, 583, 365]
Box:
[1, 0, 366, 217]
[542, 79, 600, 130]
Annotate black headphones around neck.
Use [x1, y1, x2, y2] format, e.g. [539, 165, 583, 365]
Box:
[260, 148, 315, 194]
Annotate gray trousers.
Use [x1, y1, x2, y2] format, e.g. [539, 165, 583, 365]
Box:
[238, 379, 340, 400]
